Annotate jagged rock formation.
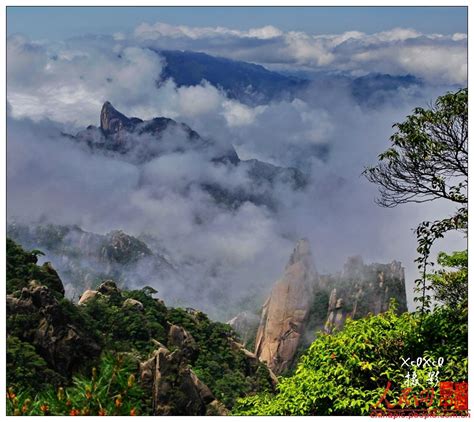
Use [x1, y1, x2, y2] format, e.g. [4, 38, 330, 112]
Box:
[255, 239, 317, 374]
[7, 222, 175, 299]
[140, 326, 227, 416]
[138, 322, 275, 415]
[323, 256, 407, 333]
[254, 241, 408, 374]
[6, 276, 101, 376]
[79, 101, 232, 163]
[70, 102, 306, 208]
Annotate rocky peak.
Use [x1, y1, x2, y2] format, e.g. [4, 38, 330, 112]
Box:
[253, 241, 409, 373]
[255, 239, 318, 374]
[100, 101, 133, 134]
[286, 238, 313, 269]
[102, 230, 152, 264]
[139, 324, 227, 416]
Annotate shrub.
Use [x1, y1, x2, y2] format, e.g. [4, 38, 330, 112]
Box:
[233, 301, 467, 415]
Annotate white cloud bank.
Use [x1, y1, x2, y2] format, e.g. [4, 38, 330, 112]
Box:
[133, 23, 467, 85]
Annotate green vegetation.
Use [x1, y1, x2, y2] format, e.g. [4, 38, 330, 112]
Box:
[6, 336, 65, 393]
[7, 354, 145, 416]
[5, 88, 469, 415]
[364, 88, 467, 312]
[6, 237, 63, 296]
[234, 300, 467, 415]
[6, 238, 274, 415]
[234, 89, 468, 415]
[428, 250, 467, 308]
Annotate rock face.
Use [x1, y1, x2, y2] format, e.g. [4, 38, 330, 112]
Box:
[100, 101, 135, 134]
[140, 326, 227, 416]
[323, 256, 407, 333]
[255, 239, 317, 374]
[253, 241, 408, 374]
[7, 281, 101, 375]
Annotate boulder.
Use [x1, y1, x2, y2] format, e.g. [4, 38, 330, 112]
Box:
[97, 280, 120, 295]
[122, 298, 144, 311]
[168, 325, 198, 361]
[78, 289, 100, 305]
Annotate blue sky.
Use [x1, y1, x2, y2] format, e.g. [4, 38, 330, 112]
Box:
[7, 6, 467, 40]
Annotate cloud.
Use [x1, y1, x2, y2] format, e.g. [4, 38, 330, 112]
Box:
[7, 35, 166, 127]
[7, 35, 270, 134]
[132, 23, 466, 85]
[134, 22, 283, 41]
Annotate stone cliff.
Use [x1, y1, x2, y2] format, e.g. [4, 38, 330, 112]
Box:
[255, 239, 317, 374]
[324, 256, 407, 333]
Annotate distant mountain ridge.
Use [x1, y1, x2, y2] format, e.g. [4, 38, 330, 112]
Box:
[156, 49, 424, 107]
[158, 49, 308, 105]
[7, 222, 175, 299]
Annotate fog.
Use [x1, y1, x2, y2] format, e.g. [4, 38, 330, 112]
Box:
[6, 24, 467, 319]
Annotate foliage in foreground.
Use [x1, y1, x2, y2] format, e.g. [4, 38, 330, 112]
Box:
[428, 250, 467, 308]
[233, 300, 468, 416]
[6, 238, 273, 414]
[364, 88, 467, 313]
[6, 353, 145, 416]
